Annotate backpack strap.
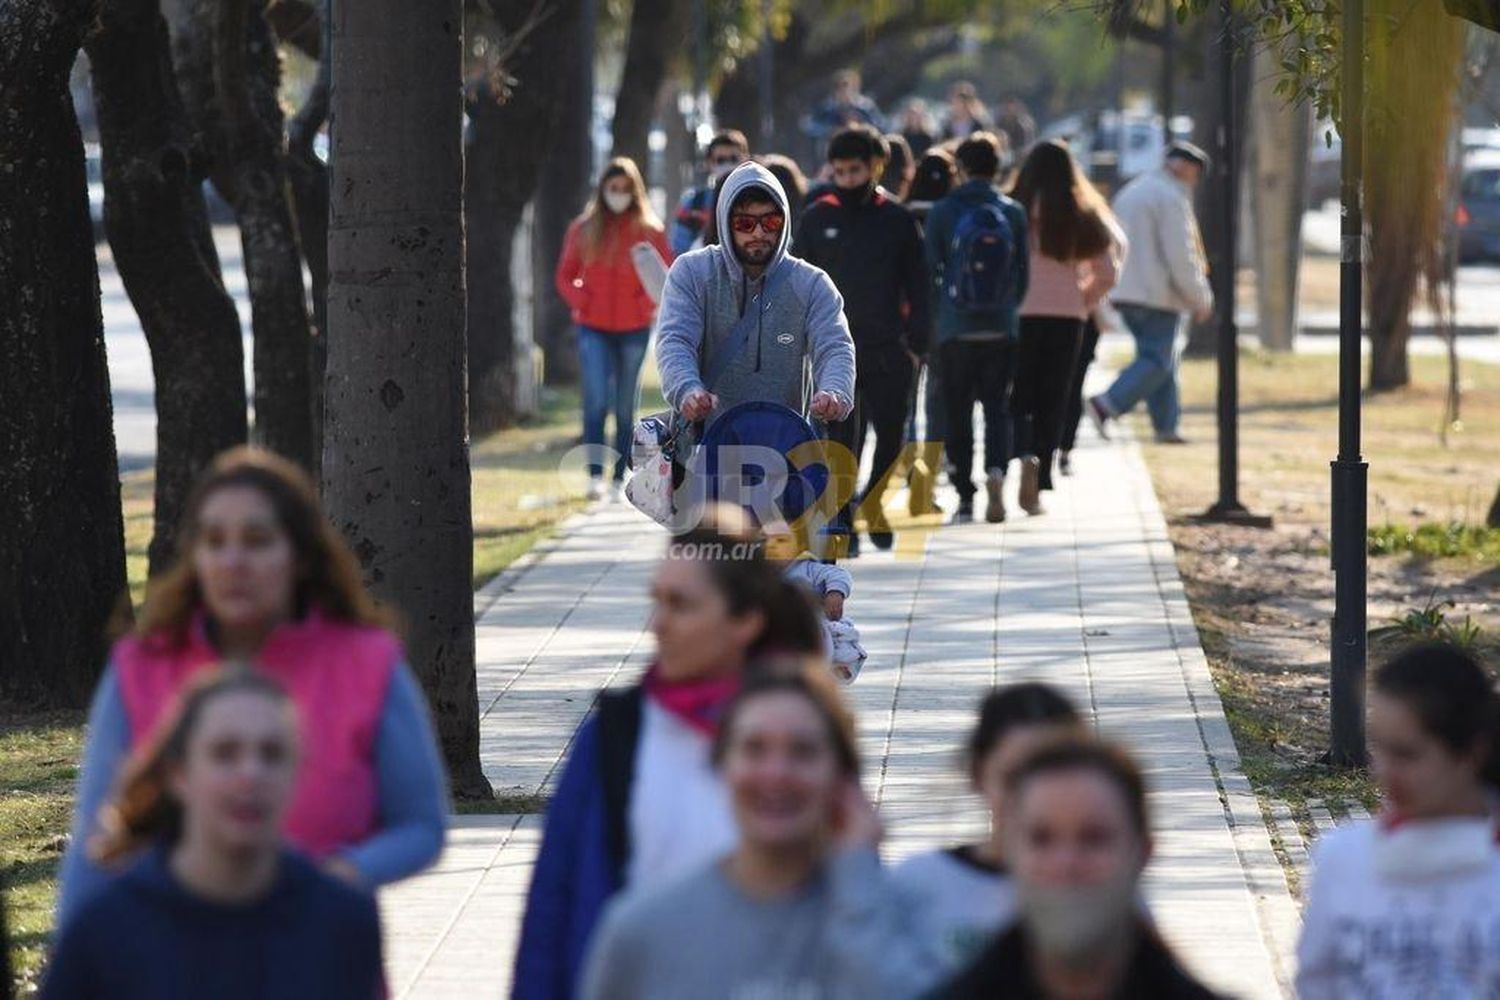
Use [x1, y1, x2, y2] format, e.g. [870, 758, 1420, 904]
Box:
[700, 262, 790, 393]
[597, 685, 644, 878]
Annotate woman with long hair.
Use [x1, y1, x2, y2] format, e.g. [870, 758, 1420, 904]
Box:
[581, 664, 943, 999]
[934, 738, 1218, 998]
[1008, 139, 1126, 515]
[512, 507, 827, 1000]
[57, 447, 447, 929]
[43, 669, 383, 999]
[894, 683, 1083, 973]
[1298, 643, 1500, 997]
[905, 148, 959, 517]
[555, 157, 674, 500]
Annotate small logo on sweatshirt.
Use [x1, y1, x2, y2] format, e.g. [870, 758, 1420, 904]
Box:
[776, 332, 795, 346]
[824, 228, 839, 239]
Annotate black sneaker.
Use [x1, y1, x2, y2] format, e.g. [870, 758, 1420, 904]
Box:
[845, 532, 861, 559]
[953, 498, 975, 524]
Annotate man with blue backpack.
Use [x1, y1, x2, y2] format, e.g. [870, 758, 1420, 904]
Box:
[924, 132, 1029, 524]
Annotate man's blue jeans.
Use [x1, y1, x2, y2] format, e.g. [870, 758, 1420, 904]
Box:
[578, 326, 650, 481]
[1103, 304, 1183, 435]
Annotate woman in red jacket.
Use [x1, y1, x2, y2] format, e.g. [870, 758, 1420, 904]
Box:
[555, 156, 672, 500]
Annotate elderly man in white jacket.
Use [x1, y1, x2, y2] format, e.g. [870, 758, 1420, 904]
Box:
[1088, 143, 1214, 444]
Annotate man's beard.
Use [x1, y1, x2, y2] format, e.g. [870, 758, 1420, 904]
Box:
[735, 242, 774, 266]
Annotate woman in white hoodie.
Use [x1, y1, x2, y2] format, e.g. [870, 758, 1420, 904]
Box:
[1297, 642, 1500, 998]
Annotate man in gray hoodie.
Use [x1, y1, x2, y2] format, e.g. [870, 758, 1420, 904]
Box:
[656, 162, 856, 429]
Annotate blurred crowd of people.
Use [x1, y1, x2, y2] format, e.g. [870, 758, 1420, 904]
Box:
[25, 69, 1500, 1000]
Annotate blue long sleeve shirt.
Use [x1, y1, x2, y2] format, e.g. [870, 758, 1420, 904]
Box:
[56, 662, 448, 931]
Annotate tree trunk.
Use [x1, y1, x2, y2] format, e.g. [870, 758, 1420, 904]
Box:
[0, 0, 128, 707]
[87, 0, 249, 574]
[1487, 483, 1500, 528]
[609, 0, 687, 172]
[1363, 0, 1462, 392]
[1184, 6, 1227, 359]
[467, 84, 522, 433]
[533, 1, 591, 388]
[326, 0, 490, 799]
[461, 0, 583, 420]
[218, 0, 315, 464]
[286, 0, 330, 472]
[1249, 38, 1308, 353]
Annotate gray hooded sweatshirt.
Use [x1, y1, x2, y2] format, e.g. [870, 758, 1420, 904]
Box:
[655, 162, 856, 421]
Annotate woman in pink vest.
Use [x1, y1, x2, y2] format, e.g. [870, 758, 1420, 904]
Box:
[56, 447, 448, 929]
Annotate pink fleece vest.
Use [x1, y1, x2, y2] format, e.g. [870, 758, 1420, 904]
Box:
[113, 608, 398, 859]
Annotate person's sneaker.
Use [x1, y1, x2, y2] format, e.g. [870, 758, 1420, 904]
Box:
[1154, 431, 1191, 445]
[845, 532, 861, 559]
[1087, 395, 1113, 441]
[1018, 457, 1044, 516]
[869, 530, 894, 551]
[586, 477, 606, 501]
[1058, 451, 1073, 477]
[953, 498, 975, 524]
[984, 468, 1007, 524]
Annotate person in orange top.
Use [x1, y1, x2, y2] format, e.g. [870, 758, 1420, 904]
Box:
[555, 157, 673, 500]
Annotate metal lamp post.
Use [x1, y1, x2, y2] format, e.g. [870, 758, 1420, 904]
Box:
[1200, 1, 1272, 528]
[1329, 0, 1368, 767]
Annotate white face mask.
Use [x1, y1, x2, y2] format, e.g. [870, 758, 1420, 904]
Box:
[1017, 870, 1138, 962]
[604, 191, 632, 214]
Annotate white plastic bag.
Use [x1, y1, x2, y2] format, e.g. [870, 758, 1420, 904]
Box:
[825, 618, 867, 684]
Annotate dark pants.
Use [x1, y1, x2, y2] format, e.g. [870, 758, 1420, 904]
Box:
[831, 359, 914, 531]
[1014, 316, 1084, 491]
[1061, 315, 1102, 453]
[940, 338, 1016, 501]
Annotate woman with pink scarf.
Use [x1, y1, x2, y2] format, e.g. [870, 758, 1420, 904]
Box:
[512, 507, 824, 1000]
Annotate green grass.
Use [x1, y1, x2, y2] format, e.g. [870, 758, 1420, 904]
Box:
[1367, 522, 1500, 561]
[1, 713, 84, 994]
[13, 382, 648, 993]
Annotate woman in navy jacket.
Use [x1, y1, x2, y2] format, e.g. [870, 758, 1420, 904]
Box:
[511, 510, 824, 999]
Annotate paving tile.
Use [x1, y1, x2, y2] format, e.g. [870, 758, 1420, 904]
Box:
[380, 415, 1296, 998]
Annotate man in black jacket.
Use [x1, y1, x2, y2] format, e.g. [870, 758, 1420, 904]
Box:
[797, 125, 930, 554]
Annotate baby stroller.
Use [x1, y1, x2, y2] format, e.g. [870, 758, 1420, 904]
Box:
[629, 400, 838, 545]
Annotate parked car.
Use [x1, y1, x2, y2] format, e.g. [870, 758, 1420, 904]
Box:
[1456, 150, 1500, 263]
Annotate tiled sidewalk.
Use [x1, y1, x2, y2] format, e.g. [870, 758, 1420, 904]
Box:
[381, 427, 1300, 999]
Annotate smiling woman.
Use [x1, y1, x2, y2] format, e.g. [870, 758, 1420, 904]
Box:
[579, 664, 945, 1000]
[41, 669, 384, 1000]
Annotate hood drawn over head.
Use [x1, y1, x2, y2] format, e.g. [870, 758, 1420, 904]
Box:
[715, 161, 792, 278]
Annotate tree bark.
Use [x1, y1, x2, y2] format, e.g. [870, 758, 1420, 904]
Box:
[217, 0, 316, 465]
[464, 0, 584, 424]
[1249, 39, 1308, 353]
[609, 0, 688, 172]
[87, 0, 249, 574]
[1364, 0, 1462, 392]
[467, 82, 522, 433]
[0, 0, 128, 707]
[533, 20, 591, 389]
[286, 0, 330, 471]
[326, 0, 490, 798]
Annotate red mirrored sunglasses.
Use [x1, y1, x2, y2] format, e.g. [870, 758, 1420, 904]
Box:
[729, 212, 786, 235]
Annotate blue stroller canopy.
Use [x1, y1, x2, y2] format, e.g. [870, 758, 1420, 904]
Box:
[693, 401, 831, 525]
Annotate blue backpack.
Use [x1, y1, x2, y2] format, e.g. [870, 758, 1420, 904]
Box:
[945, 200, 1019, 316]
